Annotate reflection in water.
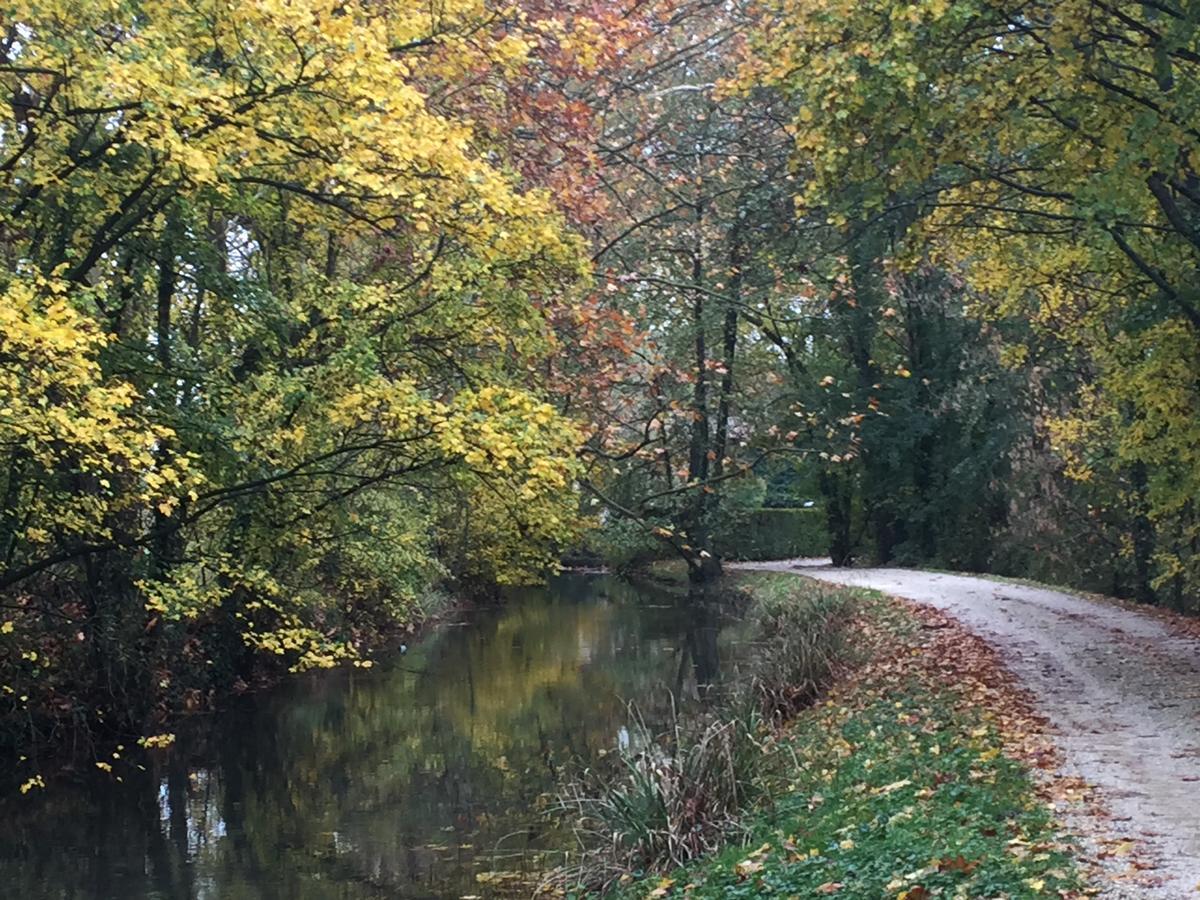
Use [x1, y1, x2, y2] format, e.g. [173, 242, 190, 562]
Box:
[0, 575, 749, 899]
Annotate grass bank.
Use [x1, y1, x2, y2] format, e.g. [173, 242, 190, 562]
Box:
[557, 572, 1085, 898]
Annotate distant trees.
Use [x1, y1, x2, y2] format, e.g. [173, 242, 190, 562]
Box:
[576, 0, 1035, 582]
[745, 0, 1200, 604]
[578, 0, 1200, 606]
[575, 0, 822, 581]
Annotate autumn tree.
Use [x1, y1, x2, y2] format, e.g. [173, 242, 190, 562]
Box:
[0, 0, 595, 760]
[747, 0, 1200, 602]
[569, 0, 832, 582]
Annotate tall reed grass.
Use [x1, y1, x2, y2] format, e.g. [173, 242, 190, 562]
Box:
[547, 578, 853, 893]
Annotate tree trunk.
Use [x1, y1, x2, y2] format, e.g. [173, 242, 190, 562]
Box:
[683, 203, 721, 583]
[819, 469, 854, 566]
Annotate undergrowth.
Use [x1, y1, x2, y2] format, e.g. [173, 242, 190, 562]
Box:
[548, 574, 1084, 898]
[622, 680, 1081, 898]
[547, 574, 856, 891]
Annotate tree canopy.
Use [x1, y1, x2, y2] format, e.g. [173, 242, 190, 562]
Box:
[2, 0, 1200, 774]
[0, 0, 602, 754]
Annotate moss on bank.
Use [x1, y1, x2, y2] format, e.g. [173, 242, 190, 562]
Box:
[596, 573, 1084, 898]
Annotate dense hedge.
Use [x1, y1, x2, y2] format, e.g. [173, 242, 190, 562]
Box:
[715, 508, 829, 561]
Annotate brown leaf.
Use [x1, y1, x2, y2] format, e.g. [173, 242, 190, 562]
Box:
[937, 855, 978, 874]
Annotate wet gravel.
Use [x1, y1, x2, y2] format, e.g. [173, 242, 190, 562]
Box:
[738, 562, 1200, 898]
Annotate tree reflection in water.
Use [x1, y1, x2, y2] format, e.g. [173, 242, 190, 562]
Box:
[1, 575, 753, 899]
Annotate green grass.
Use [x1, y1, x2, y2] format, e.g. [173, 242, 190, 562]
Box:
[552, 573, 856, 890]
[610, 576, 1082, 899]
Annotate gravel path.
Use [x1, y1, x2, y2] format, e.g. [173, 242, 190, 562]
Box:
[735, 561, 1200, 898]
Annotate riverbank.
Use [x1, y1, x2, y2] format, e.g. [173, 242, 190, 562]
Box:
[3, 584, 461, 796]
[602, 571, 1088, 898]
[0, 574, 764, 898]
[785, 563, 1200, 896]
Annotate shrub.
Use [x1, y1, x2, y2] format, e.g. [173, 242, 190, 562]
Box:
[742, 580, 851, 720]
[588, 518, 670, 574]
[715, 508, 828, 561]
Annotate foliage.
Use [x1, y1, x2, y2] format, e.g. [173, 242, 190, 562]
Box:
[715, 509, 829, 562]
[588, 518, 669, 575]
[0, 0, 597, 760]
[746, 0, 1200, 603]
[0, 275, 193, 565]
[6, 0, 1200, 797]
[571, 1, 821, 583]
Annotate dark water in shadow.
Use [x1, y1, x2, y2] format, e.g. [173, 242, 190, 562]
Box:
[0, 574, 753, 899]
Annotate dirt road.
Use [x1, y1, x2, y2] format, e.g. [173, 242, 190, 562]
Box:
[736, 561, 1200, 898]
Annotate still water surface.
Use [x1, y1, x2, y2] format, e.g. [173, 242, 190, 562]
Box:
[2, 574, 752, 899]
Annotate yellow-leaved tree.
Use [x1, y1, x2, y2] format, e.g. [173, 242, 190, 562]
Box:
[0, 0, 591, 760]
[746, 0, 1200, 603]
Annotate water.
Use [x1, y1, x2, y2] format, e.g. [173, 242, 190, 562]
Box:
[1, 574, 752, 899]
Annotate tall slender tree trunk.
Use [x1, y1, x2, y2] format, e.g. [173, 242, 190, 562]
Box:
[845, 232, 893, 562]
[684, 203, 721, 583]
[819, 469, 854, 566]
[712, 237, 744, 480]
[1129, 461, 1156, 605]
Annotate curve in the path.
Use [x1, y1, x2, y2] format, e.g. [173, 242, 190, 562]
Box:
[736, 561, 1200, 898]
